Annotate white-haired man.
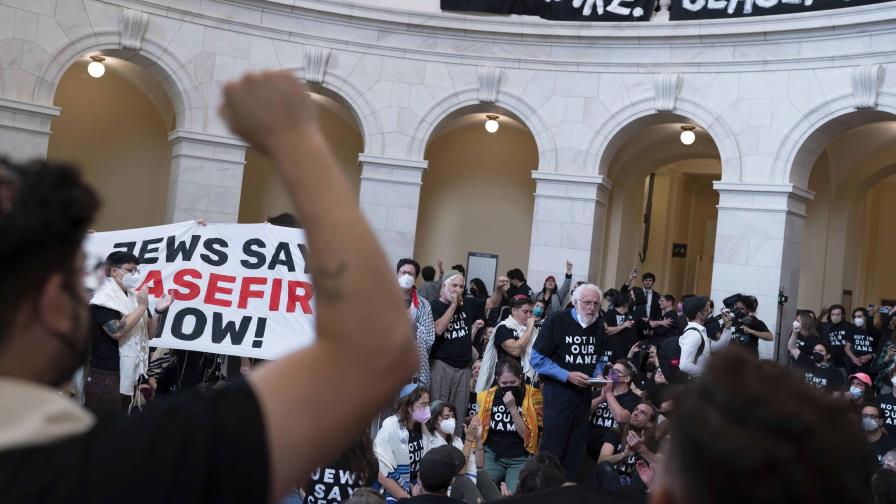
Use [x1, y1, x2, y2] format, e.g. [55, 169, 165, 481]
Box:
[531, 283, 607, 479]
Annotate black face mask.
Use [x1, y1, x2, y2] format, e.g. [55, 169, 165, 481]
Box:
[498, 384, 524, 405]
[46, 282, 90, 387]
[811, 351, 825, 364]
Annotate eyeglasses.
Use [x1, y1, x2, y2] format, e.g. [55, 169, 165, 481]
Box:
[863, 414, 881, 420]
[578, 301, 600, 307]
[114, 267, 140, 275]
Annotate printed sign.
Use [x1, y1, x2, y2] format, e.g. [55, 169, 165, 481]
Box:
[84, 221, 314, 360]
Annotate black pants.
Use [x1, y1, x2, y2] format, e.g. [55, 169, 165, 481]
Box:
[539, 378, 590, 480]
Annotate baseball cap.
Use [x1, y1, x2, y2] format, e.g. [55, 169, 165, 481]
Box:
[419, 445, 465, 491]
[849, 372, 873, 388]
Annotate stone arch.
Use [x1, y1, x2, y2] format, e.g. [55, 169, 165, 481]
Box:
[589, 96, 740, 181]
[314, 70, 383, 155]
[776, 92, 896, 189]
[408, 88, 556, 170]
[33, 31, 202, 131]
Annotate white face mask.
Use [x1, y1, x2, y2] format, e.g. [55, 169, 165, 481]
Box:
[439, 418, 456, 435]
[855, 317, 865, 328]
[398, 273, 415, 290]
[121, 271, 141, 290]
[863, 417, 880, 432]
[792, 320, 801, 332]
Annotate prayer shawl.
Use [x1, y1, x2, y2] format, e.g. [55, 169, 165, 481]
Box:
[89, 278, 149, 396]
[475, 316, 526, 393]
[0, 377, 94, 451]
[374, 415, 432, 502]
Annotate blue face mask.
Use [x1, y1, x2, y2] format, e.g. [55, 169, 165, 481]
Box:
[533, 307, 544, 318]
[850, 386, 864, 399]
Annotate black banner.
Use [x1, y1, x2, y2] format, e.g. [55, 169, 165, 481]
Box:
[670, 0, 896, 19]
[441, 0, 656, 21]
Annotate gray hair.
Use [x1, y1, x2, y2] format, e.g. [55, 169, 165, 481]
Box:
[572, 283, 602, 303]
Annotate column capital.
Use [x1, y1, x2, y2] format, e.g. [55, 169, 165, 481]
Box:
[0, 97, 60, 120]
[168, 129, 247, 167]
[714, 182, 815, 218]
[359, 153, 428, 186]
[532, 171, 612, 204]
[0, 97, 60, 161]
[167, 128, 248, 147]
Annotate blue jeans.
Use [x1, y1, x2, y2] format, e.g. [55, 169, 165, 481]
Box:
[484, 446, 529, 493]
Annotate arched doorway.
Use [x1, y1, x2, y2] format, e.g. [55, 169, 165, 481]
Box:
[795, 114, 896, 315]
[47, 55, 174, 230]
[597, 115, 722, 299]
[238, 89, 363, 223]
[415, 107, 538, 293]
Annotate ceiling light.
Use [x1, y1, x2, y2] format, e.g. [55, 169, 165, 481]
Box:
[680, 125, 696, 145]
[485, 114, 499, 134]
[87, 56, 106, 78]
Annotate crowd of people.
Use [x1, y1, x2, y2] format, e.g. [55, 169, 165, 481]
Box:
[0, 70, 891, 504]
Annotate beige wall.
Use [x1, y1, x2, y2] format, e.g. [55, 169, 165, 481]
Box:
[602, 158, 719, 298]
[238, 100, 363, 223]
[796, 122, 896, 313]
[415, 121, 537, 282]
[636, 171, 718, 298]
[47, 61, 172, 231]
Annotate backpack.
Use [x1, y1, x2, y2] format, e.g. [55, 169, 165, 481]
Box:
[658, 327, 705, 385]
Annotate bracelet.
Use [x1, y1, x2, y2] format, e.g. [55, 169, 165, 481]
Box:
[154, 308, 167, 315]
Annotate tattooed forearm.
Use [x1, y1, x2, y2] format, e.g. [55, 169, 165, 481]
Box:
[102, 319, 125, 338]
[313, 260, 347, 303]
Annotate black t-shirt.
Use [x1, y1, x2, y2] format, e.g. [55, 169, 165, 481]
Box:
[880, 395, 896, 440]
[604, 309, 637, 362]
[822, 322, 853, 368]
[589, 390, 640, 443]
[651, 310, 678, 341]
[408, 425, 424, 482]
[303, 465, 368, 504]
[485, 400, 527, 458]
[494, 325, 522, 364]
[850, 329, 879, 359]
[796, 353, 845, 392]
[467, 391, 480, 419]
[431, 299, 485, 369]
[871, 433, 896, 465]
[602, 429, 639, 477]
[89, 305, 123, 371]
[533, 309, 606, 378]
[0, 381, 268, 503]
[730, 317, 770, 357]
[795, 332, 823, 358]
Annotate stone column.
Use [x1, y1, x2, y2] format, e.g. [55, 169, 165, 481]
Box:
[0, 97, 60, 161]
[166, 129, 248, 223]
[527, 172, 612, 291]
[710, 182, 813, 361]
[358, 153, 428, 267]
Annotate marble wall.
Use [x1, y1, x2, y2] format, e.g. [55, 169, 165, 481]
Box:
[4, 0, 896, 358]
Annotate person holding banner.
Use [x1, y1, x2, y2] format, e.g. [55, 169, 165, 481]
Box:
[0, 71, 417, 503]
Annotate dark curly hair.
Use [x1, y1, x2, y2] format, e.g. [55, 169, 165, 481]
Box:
[667, 347, 875, 504]
[0, 159, 99, 345]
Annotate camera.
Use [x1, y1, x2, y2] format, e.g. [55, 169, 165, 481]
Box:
[637, 341, 652, 352]
[722, 293, 755, 326]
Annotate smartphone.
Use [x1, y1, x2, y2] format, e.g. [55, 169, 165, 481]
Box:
[881, 306, 891, 314]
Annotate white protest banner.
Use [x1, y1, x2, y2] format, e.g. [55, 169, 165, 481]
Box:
[83, 221, 315, 360]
